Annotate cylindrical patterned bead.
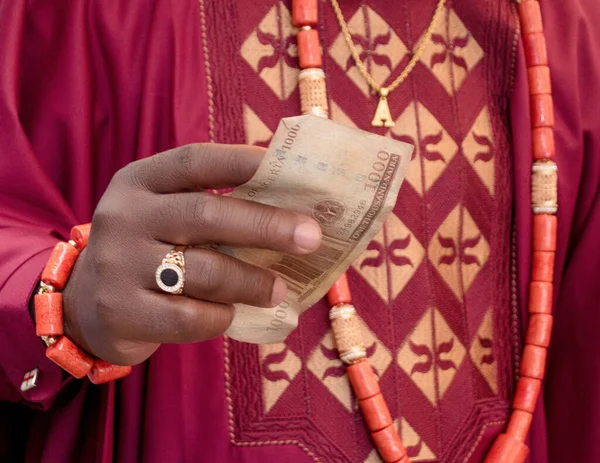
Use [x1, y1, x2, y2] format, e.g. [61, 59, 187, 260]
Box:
[506, 409, 534, 442]
[532, 127, 555, 160]
[34, 292, 64, 337]
[529, 281, 553, 313]
[531, 160, 558, 214]
[520, 344, 547, 379]
[297, 29, 322, 69]
[327, 272, 350, 306]
[527, 66, 551, 95]
[70, 223, 92, 250]
[371, 425, 406, 463]
[526, 313, 553, 347]
[533, 214, 557, 251]
[518, 0, 543, 34]
[299, 68, 328, 118]
[88, 360, 132, 385]
[531, 94, 554, 128]
[359, 393, 392, 432]
[41, 242, 79, 290]
[46, 336, 93, 378]
[330, 304, 366, 364]
[292, 0, 317, 27]
[531, 251, 555, 282]
[513, 377, 542, 413]
[484, 433, 529, 463]
[523, 32, 548, 66]
[347, 360, 380, 399]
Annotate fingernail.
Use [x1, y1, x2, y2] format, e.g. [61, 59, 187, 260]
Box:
[293, 222, 322, 251]
[271, 277, 287, 306]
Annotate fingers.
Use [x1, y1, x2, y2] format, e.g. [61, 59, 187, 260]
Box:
[125, 292, 235, 344]
[148, 245, 287, 308]
[127, 144, 265, 193]
[100, 240, 289, 348]
[124, 242, 289, 344]
[149, 192, 322, 253]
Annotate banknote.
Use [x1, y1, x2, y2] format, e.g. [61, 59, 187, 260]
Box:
[221, 115, 413, 343]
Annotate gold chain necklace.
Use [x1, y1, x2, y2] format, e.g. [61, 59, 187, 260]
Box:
[329, 0, 446, 127]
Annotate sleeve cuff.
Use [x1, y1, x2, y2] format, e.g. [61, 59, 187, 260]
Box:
[0, 246, 70, 409]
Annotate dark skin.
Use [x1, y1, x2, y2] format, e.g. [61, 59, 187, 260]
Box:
[59, 143, 322, 366]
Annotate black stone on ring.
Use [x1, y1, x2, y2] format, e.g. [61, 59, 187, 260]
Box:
[155, 262, 184, 294]
[160, 268, 179, 287]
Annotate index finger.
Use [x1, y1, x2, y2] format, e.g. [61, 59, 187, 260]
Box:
[130, 144, 265, 193]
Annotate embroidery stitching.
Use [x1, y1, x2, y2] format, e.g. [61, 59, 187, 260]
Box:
[208, 1, 516, 460]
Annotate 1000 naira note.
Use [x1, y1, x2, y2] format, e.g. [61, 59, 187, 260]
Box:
[220, 115, 413, 344]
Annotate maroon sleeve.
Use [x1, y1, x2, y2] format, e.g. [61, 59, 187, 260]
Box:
[1, 0, 210, 415]
[511, 0, 600, 461]
[0, 1, 78, 408]
[542, 0, 600, 461]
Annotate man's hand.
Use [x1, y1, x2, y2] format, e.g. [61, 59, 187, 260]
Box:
[62, 144, 322, 365]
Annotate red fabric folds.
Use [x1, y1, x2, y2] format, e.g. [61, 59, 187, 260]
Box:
[0, 0, 599, 462]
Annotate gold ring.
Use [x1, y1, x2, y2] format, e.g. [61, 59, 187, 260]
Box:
[155, 246, 187, 294]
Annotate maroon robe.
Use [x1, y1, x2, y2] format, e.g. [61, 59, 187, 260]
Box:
[0, 0, 599, 462]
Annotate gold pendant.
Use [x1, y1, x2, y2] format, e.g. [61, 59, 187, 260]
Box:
[371, 90, 395, 127]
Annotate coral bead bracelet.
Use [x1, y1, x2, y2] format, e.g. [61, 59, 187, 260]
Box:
[34, 224, 131, 385]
